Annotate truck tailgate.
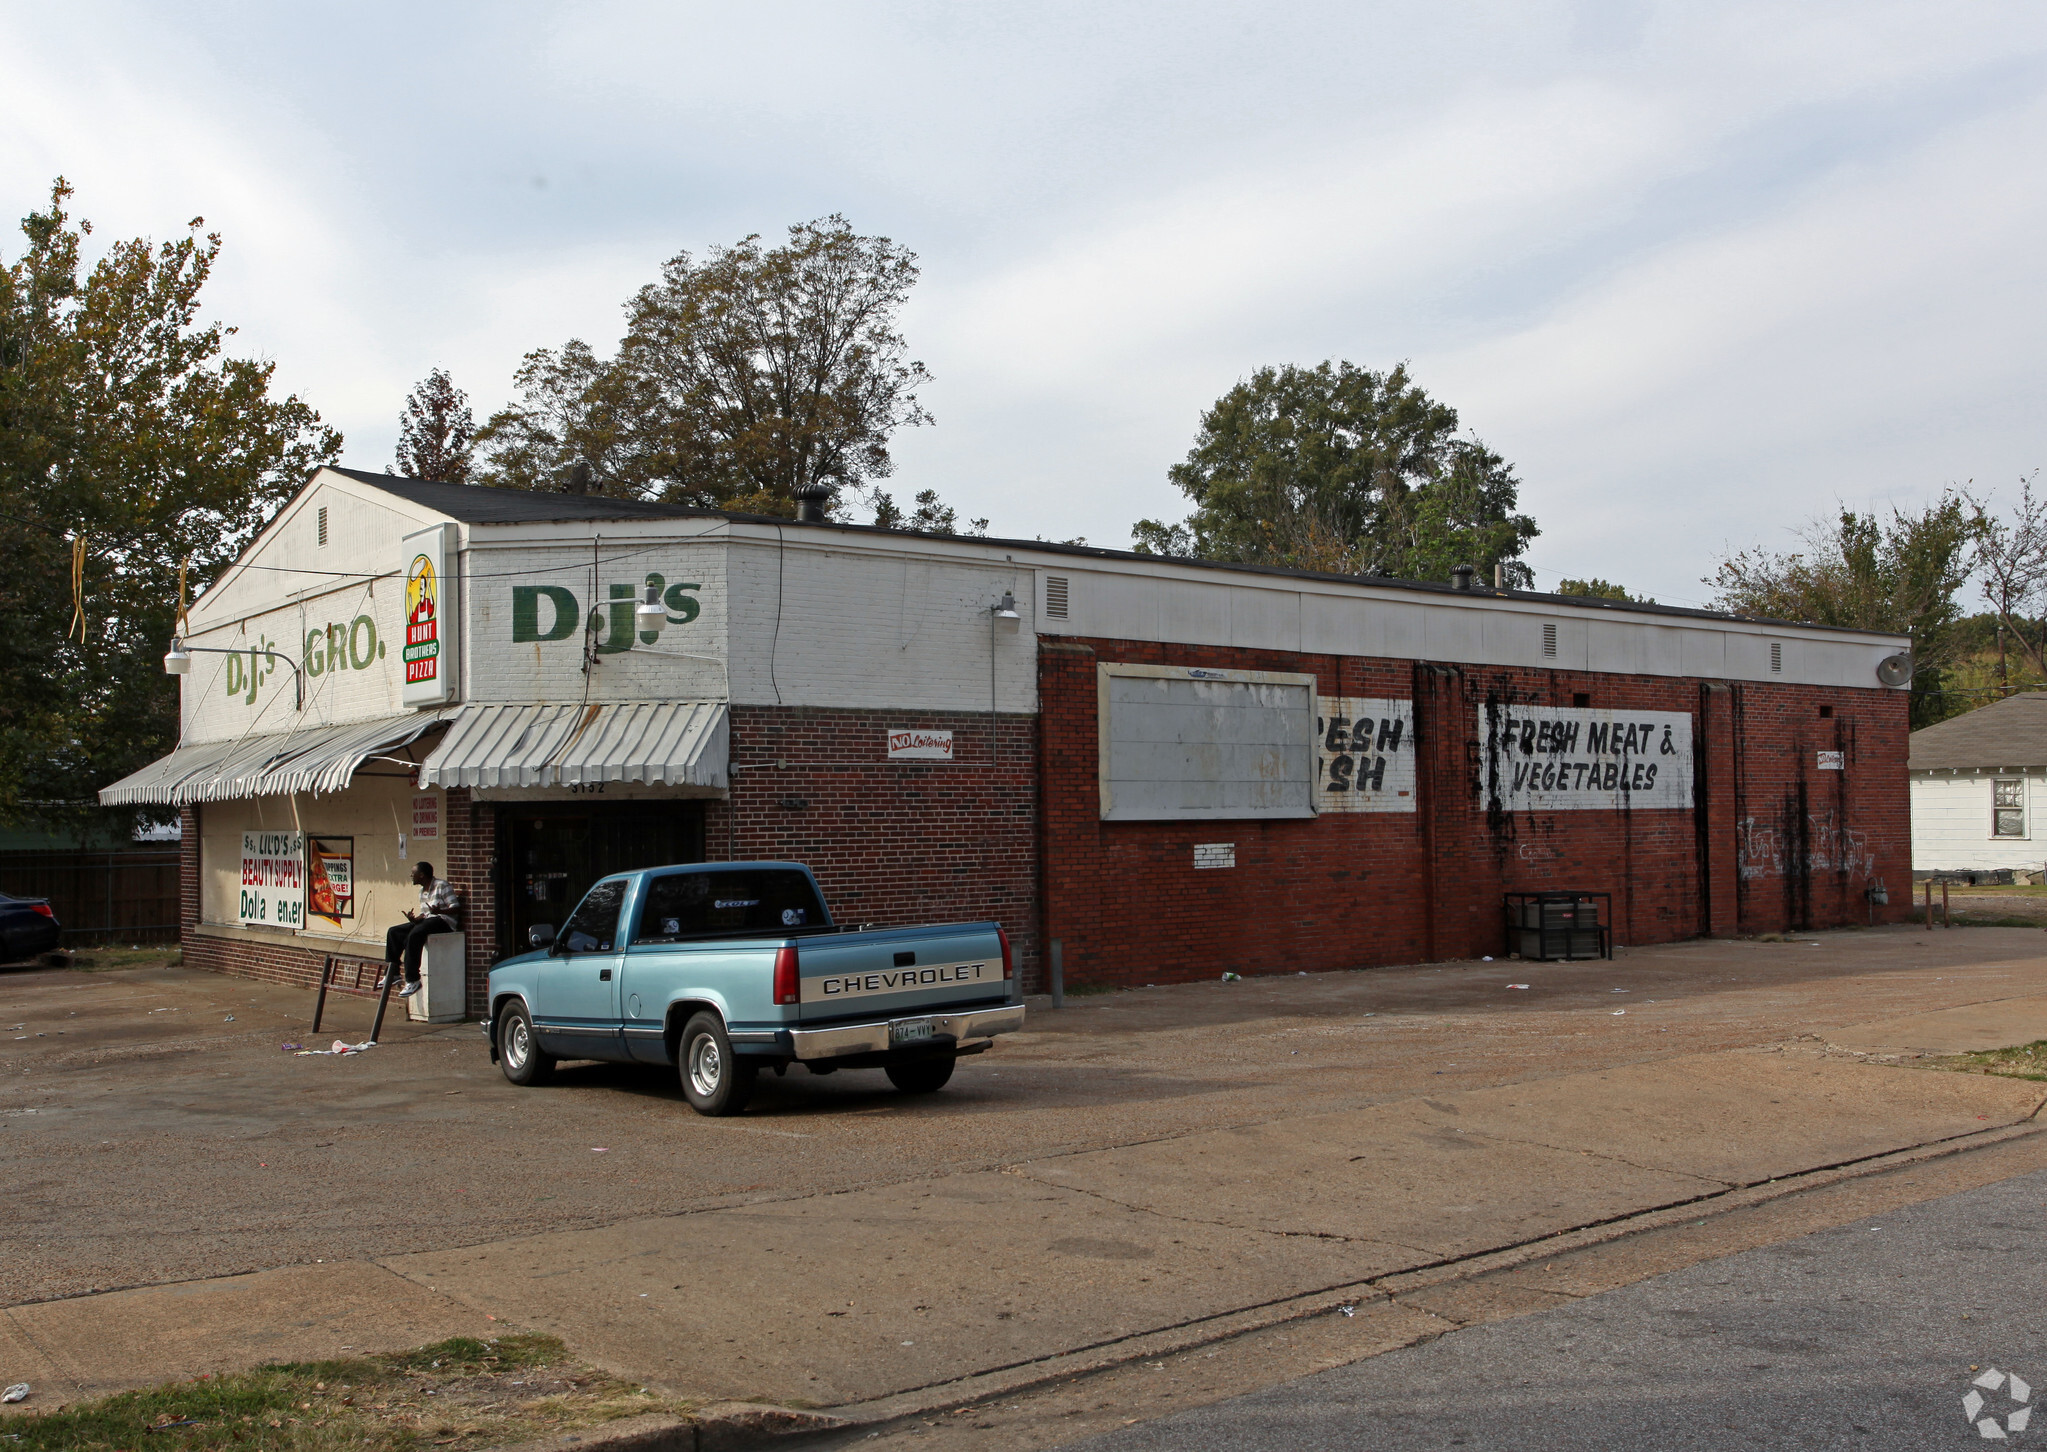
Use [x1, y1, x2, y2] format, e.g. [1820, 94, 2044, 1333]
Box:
[796, 923, 1006, 1021]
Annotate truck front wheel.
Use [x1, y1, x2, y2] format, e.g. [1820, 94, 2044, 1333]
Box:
[498, 1002, 554, 1087]
[679, 1012, 756, 1116]
[885, 1055, 956, 1094]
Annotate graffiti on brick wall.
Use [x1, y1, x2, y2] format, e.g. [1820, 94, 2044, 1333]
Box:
[1737, 811, 1874, 881]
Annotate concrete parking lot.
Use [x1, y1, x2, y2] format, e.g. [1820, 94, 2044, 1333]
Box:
[3, 924, 2045, 1437]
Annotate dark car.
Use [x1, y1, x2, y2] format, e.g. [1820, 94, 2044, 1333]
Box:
[0, 893, 62, 963]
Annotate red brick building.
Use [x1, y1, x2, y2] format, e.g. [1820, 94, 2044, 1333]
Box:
[105, 469, 1913, 1011]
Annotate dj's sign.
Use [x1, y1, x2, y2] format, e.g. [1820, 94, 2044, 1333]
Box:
[400, 523, 457, 707]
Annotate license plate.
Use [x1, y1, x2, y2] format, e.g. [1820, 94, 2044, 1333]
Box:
[890, 1018, 934, 1045]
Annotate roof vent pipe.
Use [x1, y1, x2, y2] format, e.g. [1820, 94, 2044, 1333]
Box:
[790, 480, 832, 523]
[1450, 564, 1475, 591]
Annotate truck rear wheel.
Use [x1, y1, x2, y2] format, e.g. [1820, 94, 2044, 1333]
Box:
[498, 1002, 554, 1087]
[680, 1012, 755, 1116]
[885, 1055, 956, 1094]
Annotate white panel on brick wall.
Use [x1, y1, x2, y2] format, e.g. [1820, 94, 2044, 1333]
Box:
[1098, 662, 1316, 820]
[1161, 580, 1231, 646]
[467, 540, 727, 704]
[723, 541, 1035, 713]
[1480, 704, 1694, 811]
[1315, 697, 1416, 812]
[1230, 588, 1301, 651]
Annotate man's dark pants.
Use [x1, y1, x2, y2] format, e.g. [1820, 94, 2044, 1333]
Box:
[384, 918, 453, 984]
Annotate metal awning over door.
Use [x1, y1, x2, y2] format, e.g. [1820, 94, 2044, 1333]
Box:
[416, 702, 727, 790]
[97, 711, 459, 806]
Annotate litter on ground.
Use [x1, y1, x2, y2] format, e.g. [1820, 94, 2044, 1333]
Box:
[2, 1384, 27, 1403]
[1506, 984, 1530, 990]
[295, 1040, 376, 1056]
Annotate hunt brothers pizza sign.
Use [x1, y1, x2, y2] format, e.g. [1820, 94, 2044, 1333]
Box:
[1481, 704, 1693, 812]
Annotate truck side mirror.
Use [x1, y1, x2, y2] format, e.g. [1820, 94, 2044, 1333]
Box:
[528, 924, 556, 950]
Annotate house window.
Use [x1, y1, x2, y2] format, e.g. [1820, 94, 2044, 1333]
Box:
[1994, 779, 2026, 838]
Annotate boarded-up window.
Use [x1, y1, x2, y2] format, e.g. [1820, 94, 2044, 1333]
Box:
[1097, 662, 1316, 821]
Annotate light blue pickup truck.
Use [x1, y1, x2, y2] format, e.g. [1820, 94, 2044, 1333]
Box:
[486, 861, 1025, 1115]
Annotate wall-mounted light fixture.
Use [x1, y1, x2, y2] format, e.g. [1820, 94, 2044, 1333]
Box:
[636, 580, 667, 636]
[163, 636, 305, 710]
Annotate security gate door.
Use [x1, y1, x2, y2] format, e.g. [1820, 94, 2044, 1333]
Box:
[502, 801, 705, 962]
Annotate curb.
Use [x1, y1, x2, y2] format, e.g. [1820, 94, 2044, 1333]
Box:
[491, 1404, 847, 1452]
[821, 1119, 2047, 1431]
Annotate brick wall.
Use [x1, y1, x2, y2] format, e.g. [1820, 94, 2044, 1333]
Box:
[709, 703, 1041, 989]
[1040, 636, 1910, 988]
[175, 709, 1042, 1009]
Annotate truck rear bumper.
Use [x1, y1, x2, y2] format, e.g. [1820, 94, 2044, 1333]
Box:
[785, 1003, 1026, 1061]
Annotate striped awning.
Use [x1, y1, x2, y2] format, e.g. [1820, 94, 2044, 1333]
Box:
[416, 702, 727, 790]
[98, 711, 458, 806]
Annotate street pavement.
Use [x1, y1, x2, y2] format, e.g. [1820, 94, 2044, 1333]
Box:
[1075, 1168, 2047, 1452]
[2, 926, 2046, 1416]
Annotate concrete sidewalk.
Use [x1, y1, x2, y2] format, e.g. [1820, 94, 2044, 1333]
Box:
[5, 1008, 2040, 1416]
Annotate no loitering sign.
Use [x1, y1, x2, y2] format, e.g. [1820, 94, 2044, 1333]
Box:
[886, 728, 954, 761]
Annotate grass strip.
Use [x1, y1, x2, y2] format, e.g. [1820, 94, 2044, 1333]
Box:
[0, 1333, 694, 1451]
[1923, 1039, 2047, 1084]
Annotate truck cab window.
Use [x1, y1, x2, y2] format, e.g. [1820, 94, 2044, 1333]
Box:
[561, 878, 628, 952]
[635, 869, 830, 941]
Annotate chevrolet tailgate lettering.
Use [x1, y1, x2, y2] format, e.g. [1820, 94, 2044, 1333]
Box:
[809, 959, 995, 1001]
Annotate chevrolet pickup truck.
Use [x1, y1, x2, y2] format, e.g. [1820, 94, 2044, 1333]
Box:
[486, 861, 1025, 1115]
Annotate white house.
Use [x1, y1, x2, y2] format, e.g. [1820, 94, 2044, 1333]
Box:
[1909, 692, 2047, 879]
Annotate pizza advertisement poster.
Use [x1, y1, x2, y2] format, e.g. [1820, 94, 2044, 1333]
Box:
[307, 836, 355, 926]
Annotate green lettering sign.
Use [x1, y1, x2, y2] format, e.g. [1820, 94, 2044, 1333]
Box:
[512, 585, 580, 642]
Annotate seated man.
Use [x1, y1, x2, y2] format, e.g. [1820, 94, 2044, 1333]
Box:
[383, 861, 460, 998]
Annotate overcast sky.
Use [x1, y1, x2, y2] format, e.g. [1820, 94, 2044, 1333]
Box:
[5, 1, 2045, 605]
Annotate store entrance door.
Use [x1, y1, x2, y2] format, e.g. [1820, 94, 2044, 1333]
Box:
[504, 801, 707, 956]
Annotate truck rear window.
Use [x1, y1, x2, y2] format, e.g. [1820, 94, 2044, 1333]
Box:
[632, 870, 831, 942]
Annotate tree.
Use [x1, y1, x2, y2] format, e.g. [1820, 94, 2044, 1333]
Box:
[1966, 474, 2047, 685]
[1556, 577, 1653, 603]
[478, 215, 932, 518]
[0, 180, 340, 835]
[870, 488, 987, 536]
[391, 367, 475, 482]
[1707, 495, 1972, 727]
[1132, 361, 1538, 585]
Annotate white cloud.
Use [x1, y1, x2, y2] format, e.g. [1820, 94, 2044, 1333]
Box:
[3, 0, 2045, 604]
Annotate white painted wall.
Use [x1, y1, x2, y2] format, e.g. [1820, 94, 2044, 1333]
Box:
[1033, 563, 1906, 691]
[723, 535, 1035, 713]
[172, 469, 1910, 752]
[1911, 771, 2047, 872]
[462, 536, 730, 705]
[180, 474, 445, 743]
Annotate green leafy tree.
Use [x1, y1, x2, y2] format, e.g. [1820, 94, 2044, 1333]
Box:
[1707, 494, 1972, 727]
[1555, 577, 1653, 603]
[478, 215, 933, 519]
[391, 367, 475, 483]
[1133, 361, 1538, 585]
[0, 180, 340, 835]
[870, 487, 987, 536]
